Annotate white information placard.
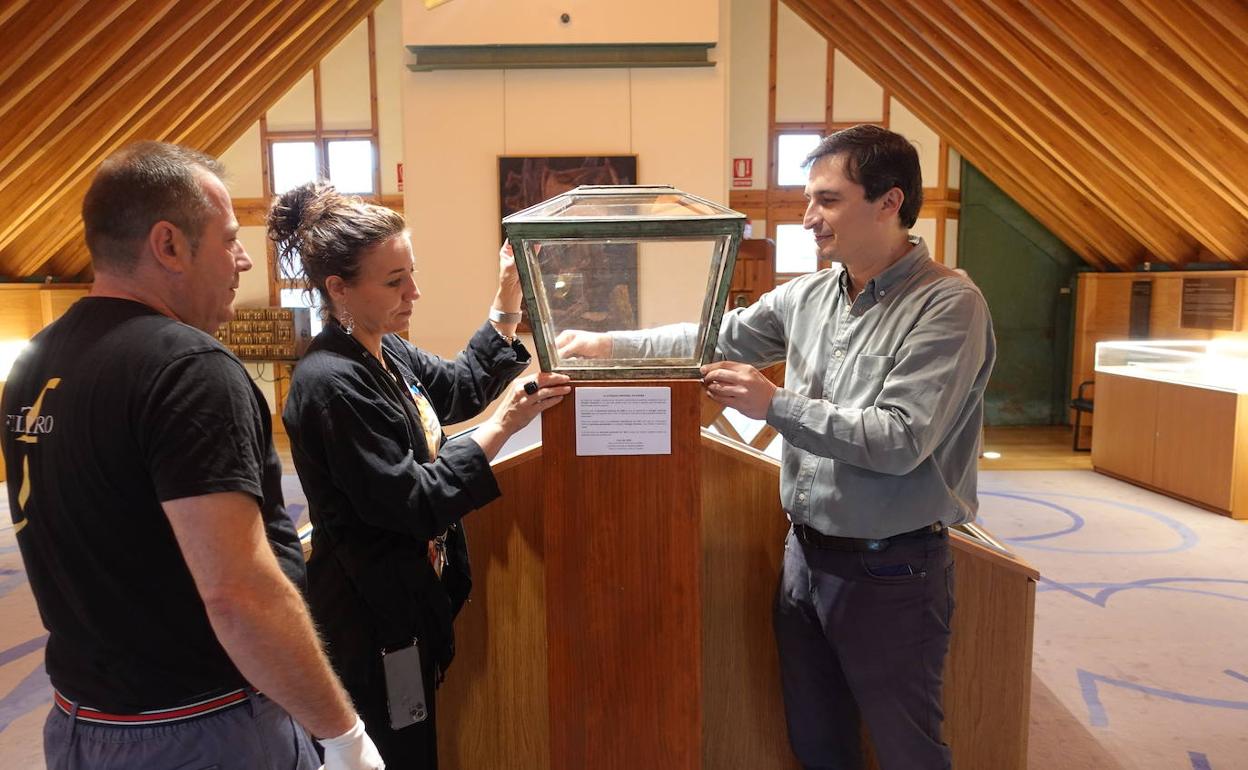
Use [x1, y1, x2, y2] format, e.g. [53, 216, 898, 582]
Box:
[575, 387, 672, 456]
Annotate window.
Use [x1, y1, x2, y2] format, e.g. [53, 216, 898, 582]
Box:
[326, 139, 375, 194]
[776, 133, 821, 186]
[280, 288, 324, 337]
[270, 141, 318, 194]
[775, 223, 818, 274]
[269, 138, 377, 196]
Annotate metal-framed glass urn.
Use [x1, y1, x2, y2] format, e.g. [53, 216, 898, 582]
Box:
[502, 185, 746, 379]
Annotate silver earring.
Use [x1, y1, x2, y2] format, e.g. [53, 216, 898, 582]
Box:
[340, 307, 355, 335]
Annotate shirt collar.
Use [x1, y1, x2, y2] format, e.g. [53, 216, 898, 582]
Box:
[840, 236, 928, 301]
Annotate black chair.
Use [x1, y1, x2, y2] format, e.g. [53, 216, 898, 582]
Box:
[1070, 380, 1094, 451]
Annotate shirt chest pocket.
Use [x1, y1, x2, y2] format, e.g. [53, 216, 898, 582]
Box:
[837, 353, 895, 405]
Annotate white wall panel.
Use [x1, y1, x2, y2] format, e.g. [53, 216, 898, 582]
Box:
[889, 97, 940, 189]
[774, 3, 825, 123]
[320, 22, 373, 130]
[728, 0, 768, 190]
[266, 72, 316, 132]
[831, 50, 883, 123]
[405, 0, 718, 46]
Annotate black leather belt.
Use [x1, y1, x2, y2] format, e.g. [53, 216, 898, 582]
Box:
[793, 521, 945, 552]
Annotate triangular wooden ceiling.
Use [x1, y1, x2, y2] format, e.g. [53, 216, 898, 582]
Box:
[784, 0, 1248, 272]
[0, 0, 380, 280]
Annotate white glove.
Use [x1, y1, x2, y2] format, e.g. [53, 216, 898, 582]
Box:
[318, 716, 385, 770]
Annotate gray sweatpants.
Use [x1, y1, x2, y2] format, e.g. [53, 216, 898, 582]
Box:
[43, 691, 319, 770]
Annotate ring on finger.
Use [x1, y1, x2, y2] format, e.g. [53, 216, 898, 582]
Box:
[523, 381, 539, 396]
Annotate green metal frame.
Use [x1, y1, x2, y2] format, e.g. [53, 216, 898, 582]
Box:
[503, 187, 744, 380]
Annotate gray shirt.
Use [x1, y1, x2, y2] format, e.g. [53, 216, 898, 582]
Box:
[613, 238, 995, 539]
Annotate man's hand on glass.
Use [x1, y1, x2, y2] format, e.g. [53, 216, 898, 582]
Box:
[700, 361, 778, 420]
[555, 329, 613, 360]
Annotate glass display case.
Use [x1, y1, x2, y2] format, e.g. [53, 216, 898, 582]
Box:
[1094, 339, 1248, 393]
[502, 185, 746, 379]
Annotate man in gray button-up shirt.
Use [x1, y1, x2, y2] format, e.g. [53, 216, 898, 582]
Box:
[559, 125, 994, 770]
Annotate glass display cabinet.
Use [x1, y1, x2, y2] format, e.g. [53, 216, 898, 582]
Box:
[1094, 339, 1248, 393]
[502, 184, 746, 379]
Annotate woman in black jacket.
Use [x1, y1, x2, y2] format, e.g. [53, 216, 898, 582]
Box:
[268, 182, 568, 767]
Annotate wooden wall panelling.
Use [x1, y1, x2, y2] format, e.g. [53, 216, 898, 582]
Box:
[700, 436, 796, 769]
[0, 288, 43, 341]
[0, 1, 137, 126]
[1, 1, 201, 173]
[1070, 272, 1248, 425]
[0, 0, 260, 272]
[1129, 0, 1248, 116]
[783, 0, 1116, 269]
[438, 447, 551, 769]
[1090, 372, 1159, 484]
[440, 432, 1037, 769]
[1234, 394, 1248, 519]
[171, 2, 374, 152]
[0, 1, 90, 84]
[1151, 382, 1237, 512]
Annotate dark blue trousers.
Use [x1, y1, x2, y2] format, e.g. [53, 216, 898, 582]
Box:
[773, 526, 955, 770]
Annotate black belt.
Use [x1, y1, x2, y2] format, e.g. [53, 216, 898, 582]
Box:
[793, 521, 945, 552]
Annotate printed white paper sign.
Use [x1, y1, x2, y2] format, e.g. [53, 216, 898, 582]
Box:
[575, 387, 672, 456]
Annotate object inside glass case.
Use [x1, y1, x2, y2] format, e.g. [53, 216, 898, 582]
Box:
[503, 186, 745, 379]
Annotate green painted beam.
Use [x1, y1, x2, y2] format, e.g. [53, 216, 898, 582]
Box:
[406, 43, 716, 71]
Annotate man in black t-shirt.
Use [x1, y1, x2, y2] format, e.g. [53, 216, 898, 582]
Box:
[1, 142, 383, 769]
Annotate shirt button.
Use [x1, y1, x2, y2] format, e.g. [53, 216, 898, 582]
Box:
[880, 290, 886, 296]
[834, 349, 844, 358]
[797, 493, 807, 502]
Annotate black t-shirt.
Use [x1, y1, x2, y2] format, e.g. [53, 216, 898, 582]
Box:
[1, 297, 303, 712]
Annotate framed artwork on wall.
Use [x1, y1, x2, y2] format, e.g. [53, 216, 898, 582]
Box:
[498, 156, 638, 333]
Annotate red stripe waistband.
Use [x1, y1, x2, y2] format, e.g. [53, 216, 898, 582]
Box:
[53, 688, 250, 726]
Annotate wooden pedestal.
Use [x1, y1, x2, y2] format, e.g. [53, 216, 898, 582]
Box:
[540, 380, 703, 770]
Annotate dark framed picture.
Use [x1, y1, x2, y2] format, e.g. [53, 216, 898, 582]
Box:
[499, 156, 638, 332]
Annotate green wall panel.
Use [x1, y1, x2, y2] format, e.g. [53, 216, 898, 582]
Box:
[959, 164, 1082, 425]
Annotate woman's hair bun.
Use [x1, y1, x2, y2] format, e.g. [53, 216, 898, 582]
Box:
[267, 181, 334, 247]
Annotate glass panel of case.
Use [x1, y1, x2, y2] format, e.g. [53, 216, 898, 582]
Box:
[504, 185, 745, 379]
[1094, 339, 1248, 393]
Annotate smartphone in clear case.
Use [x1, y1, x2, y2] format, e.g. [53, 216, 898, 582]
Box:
[382, 641, 428, 729]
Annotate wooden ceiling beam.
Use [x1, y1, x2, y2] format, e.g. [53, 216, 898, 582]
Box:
[1075, 0, 1248, 194]
[937, 0, 1244, 263]
[4, 0, 380, 279]
[0, 1, 144, 119]
[1023, 0, 1248, 231]
[1197, 0, 1248, 49]
[0, 0, 194, 184]
[172, 0, 379, 146]
[0, 0, 320, 274]
[1126, 0, 1248, 120]
[784, 0, 1117, 269]
[827, 0, 1138, 267]
[871, 0, 1197, 265]
[0, 0, 90, 88]
[199, 4, 382, 156]
[0, 0, 268, 256]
